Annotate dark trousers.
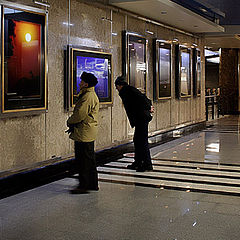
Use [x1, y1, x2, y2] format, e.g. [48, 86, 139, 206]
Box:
[133, 121, 152, 167]
[74, 141, 98, 189]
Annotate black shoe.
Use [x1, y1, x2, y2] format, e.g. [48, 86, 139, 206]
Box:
[127, 163, 138, 170]
[136, 165, 153, 172]
[70, 187, 89, 194]
[88, 186, 99, 191]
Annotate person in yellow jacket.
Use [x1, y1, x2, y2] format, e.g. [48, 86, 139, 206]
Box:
[67, 72, 99, 194]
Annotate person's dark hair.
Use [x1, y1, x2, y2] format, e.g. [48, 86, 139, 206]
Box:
[81, 72, 98, 87]
[115, 76, 128, 86]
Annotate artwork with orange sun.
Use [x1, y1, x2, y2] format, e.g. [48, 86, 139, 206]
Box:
[3, 7, 46, 112]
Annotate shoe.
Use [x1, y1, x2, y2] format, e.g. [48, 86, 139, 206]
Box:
[127, 163, 138, 170]
[136, 165, 153, 172]
[88, 186, 99, 191]
[70, 187, 89, 194]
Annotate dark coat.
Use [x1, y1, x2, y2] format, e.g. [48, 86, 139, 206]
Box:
[119, 85, 152, 127]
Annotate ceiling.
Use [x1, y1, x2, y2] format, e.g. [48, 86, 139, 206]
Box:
[109, 0, 224, 33]
[205, 25, 240, 49]
[109, 0, 240, 49]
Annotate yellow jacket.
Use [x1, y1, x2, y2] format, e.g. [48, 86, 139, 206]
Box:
[67, 87, 99, 142]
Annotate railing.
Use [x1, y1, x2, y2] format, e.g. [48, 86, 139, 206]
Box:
[205, 95, 221, 121]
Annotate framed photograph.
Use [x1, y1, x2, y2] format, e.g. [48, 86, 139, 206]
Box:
[153, 39, 171, 100]
[175, 45, 191, 98]
[122, 31, 147, 94]
[193, 48, 201, 96]
[70, 48, 112, 106]
[1, 6, 47, 113]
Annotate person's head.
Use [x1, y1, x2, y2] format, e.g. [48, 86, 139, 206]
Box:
[115, 76, 128, 92]
[80, 72, 98, 89]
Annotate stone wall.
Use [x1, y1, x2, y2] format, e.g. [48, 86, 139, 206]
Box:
[0, 0, 205, 172]
[219, 48, 239, 114]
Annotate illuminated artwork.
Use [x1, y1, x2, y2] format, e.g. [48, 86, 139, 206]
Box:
[196, 50, 201, 95]
[123, 32, 147, 94]
[72, 49, 112, 105]
[180, 47, 191, 97]
[193, 50, 202, 96]
[154, 40, 171, 99]
[192, 48, 201, 97]
[2, 7, 46, 113]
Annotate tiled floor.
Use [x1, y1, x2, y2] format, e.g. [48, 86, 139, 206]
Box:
[1, 116, 240, 240]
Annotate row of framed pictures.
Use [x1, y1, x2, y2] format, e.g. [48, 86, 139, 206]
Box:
[125, 32, 201, 101]
[67, 31, 201, 108]
[0, 3, 201, 114]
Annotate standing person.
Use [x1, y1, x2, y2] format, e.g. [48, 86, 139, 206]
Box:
[115, 76, 154, 172]
[67, 72, 99, 194]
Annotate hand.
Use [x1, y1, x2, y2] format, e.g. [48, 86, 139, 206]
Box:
[65, 124, 74, 134]
[65, 128, 72, 134]
[150, 105, 154, 113]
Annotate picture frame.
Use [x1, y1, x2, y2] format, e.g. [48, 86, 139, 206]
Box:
[175, 44, 191, 98]
[193, 48, 201, 97]
[122, 31, 147, 94]
[69, 48, 113, 107]
[153, 39, 171, 100]
[1, 5, 47, 114]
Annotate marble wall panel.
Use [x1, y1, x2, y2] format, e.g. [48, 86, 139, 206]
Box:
[149, 101, 157, 132]
[179, 98, 192, 123]
[191, 98, 199, 122]
[156, 25, 174, 41]
[186, 98, 192, 122]
[170, 99, 180, 126]
[96, 107, 112, 149]
[45, 0, 70, 159]
[111, 12, 128, 143]
[197, 97, 203, 121]
[126, 15, 145, 34]
[0, 115, 45, 171]
[156, 101, 171, 130]
[69, 0, 111, 49]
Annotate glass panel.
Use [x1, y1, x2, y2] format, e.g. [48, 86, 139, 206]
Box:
[180, 48, 191, 96]
[72, 49, 112, 105]
[197, 50, 201, 95]
[158, 43, 171, 98]
[3, 7, 46, 112]
[128, 35, 146, 93]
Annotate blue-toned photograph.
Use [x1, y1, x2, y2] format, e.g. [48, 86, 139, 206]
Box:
[76, 56, 109, 98]
[71, 49, 112, 105]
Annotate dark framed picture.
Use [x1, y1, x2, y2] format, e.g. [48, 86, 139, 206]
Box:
[175, 45, 191, 98]
[153, 39, 171, 100]
[193, 48, 201, 96]
[122, 31, 147, 94]
[1, 6, 47, 113]
[70, 48, 112, 106]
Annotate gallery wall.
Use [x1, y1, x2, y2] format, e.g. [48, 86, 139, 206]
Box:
[0, 0, 205, 172]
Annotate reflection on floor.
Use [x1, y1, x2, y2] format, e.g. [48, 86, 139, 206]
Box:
[2, 115, 240, 240]
[98, 116, 240, 196]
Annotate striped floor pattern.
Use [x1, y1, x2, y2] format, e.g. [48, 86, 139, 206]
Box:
[98, 157, 240, 196]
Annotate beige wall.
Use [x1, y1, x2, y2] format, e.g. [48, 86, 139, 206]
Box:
[0, 0, 205, 172]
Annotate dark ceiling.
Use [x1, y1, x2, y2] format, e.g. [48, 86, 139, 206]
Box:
[194, 0, 240, 25]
